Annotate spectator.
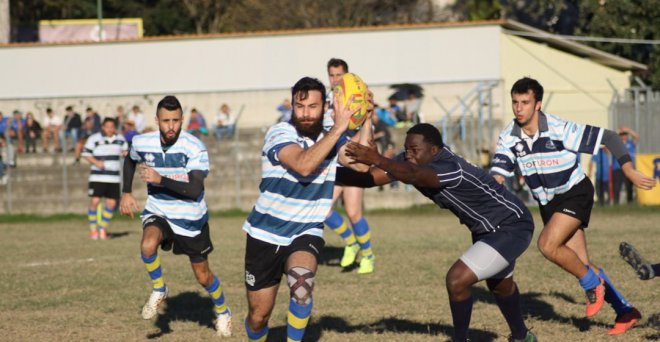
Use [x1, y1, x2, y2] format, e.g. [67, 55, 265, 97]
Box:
[75, 109, 101, 164]
[7, 110, 26, 154]
[0, 111, 13, 169]
[23, 112, 42, 153]
[613, 127, 639, 204]
[186, 108, 208, 137]
[122, 120, 138, 147]
[590, 147, 612, 206]
[388, 97, 404, 123]
[276, 98, 292, 123]
[376, 103, 397, 127]
[115, 105, 126, 134]
[403, 93, 422, 124]
[59, 106, 82, 152]
[372, 106, 393, 155]
[41, 108, 62, 153]
[213, 103, 235, 139]
[0, 129, 6, 184]
[128, 105, 146, 133]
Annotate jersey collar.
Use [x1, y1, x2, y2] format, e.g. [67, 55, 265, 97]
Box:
[510, 111, 549, 138]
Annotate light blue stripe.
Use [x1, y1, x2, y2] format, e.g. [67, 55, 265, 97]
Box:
[254, 201, 330, 222]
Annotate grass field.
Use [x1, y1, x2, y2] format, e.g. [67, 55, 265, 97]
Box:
[0, 206, 658, 341]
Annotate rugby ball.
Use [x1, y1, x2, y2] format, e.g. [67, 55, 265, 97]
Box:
[334, 73, 369, 130]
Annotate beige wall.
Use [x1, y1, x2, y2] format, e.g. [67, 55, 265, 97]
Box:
[500, 33, 630, 129]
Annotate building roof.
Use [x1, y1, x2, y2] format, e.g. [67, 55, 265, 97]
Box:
[2, 19, 645, 72]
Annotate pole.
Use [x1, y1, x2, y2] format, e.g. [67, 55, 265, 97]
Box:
[97, 0, 104, 42]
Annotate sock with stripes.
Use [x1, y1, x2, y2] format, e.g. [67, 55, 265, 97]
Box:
[352, 217, 373, 258]
[287, 298, 313, 342]
[245, 319, 269, 342]
[449, 296, 473, 342]
[141, 254, 166, 292]
[597, 267, 633, 315]
[205, 274, 229, 316]
[325, 210, 357, 246]
[87, 208, 97, 232]
[97, 206, 114, 232]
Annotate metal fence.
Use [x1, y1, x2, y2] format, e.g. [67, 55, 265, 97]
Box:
[609, 79, 660, 153]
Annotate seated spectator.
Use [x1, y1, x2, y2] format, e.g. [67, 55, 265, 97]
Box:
[276, 98, 292, 123]
[0, 111, 14, 169]
[388, 97, 404, 123]
[7, 110, 26, 154]
[23, 112, 42, 153]
[59, 106, 82, 152]
[186, 108, 208, 137]
[75, 113, 100, 164]
[41, 108, 62, 153]
[214, 103, 236, 139]
[376, 105, 397, 127]
[0, 133, 6, 184]
[128, 105, 146, 133]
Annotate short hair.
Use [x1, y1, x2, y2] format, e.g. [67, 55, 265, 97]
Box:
[102, 117, 116, 126]
[65, 105, 73, 111]
[86, 107, 93, 112]
[291, 77, 326, 108]
[327, 58, 349, 73]
[511, 77, 544, 102]
[156, 95, 183, 116]
[46, 108, 53, 113]
[407, 123, 444, 148]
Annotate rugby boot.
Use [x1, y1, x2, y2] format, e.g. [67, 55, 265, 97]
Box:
[98, 228, 107, 240]
[585, 279, 605, 318]
[619, 242, 655, 280]
[340, 243, 360, 267]
[509, 330, 537, 342]
[142, 286, 168, 319]
[357, 255, 375, 274]
[608, 307, 641, 335]
[215, 308, 233, 337]
[89, 229, 99, 240]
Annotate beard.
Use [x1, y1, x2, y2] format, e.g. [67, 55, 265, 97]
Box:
[160, 127, 182, 146]
[291, 114, 323, 139]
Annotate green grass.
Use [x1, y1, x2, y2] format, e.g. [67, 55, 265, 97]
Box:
[0, 209, 658, 341]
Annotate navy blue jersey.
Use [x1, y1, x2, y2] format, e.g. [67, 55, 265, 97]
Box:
[396, 148, 532, 235]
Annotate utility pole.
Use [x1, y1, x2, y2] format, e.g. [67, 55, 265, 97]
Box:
[0, 0, 9, 44]
[97, 0, 103, 41]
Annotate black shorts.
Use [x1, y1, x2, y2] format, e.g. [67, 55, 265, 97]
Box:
[142, 215, 213, 263]
[88, 182, 120, 199]
[539, 177, 594, 228]
[244, 234, 325, 291]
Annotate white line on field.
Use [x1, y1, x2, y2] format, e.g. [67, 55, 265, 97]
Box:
[21, 258, 95, 267]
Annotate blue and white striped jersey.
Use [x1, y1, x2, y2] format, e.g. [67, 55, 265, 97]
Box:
[398, 148, 530, 235]
[129, 131, 210, 237]
[242, 122, 348, 246]
[81, 132, 128, 183]
[491, 112, 603, 205]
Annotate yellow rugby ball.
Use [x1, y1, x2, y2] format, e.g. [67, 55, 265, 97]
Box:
[334, 73, 369, 130]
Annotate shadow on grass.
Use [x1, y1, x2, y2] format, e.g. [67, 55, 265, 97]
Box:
[471, 287, 610, 332]
[107, 231, 130, 239]
[146, 291, 214, 339]
[319, 246, 359, 272]
[266, 315, 497, 341]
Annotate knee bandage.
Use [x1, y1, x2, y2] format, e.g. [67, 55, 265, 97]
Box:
[287, 267, 315, 305]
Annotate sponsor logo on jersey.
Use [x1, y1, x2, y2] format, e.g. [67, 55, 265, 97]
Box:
[520, 159, 560, 169]
[545, 140, 556, 150]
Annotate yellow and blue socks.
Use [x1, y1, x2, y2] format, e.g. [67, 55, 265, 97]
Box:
[598, 267, 633, 315]
[325, 210, 357, 246]
[205, 275, 229, 316]
[449, 296, 473, 342]
[287, 298, 313, 342]
[245, 319, 269, 342]
[353, 217, 374, 259]
[141, 254, 166, 292]
[97, 206, 114, 234]
[87, 208, 97, 233]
